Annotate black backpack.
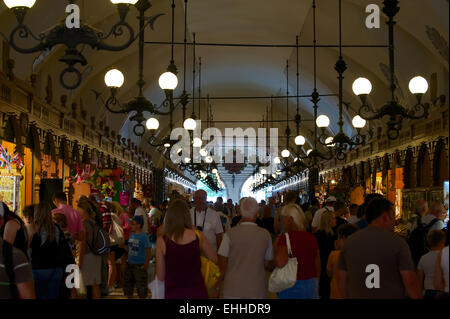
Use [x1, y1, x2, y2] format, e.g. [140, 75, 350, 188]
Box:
[408, 217, 440, 266]
[86, 219, 110, 255]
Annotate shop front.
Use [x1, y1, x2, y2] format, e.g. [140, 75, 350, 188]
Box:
[0, 140, 24, 212]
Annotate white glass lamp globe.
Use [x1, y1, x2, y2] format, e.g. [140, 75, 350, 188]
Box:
[274, 157, 281, 164]
[4, 0, 36, 8]
[261, 169, 267, 175]
[164, 143, 171, 148]
[205, 156, 213, 164]
[295, 135, 306, 146]
[352, 115, 366, 129]
[110, 0, 139, 4]
[272, 174, 277, 178]
[159, 71, 178, 90]
[193, 137, 202, 148]
[183, 118, 196, 131]
[408, 76, 428, 94]
[212, 168, 218, 174]
[199, 148, 208, 157]
[145, 117, 159, 130]
[325, 137, 335, 147]
[281, 149, 290, 158]
[306, 149, 312, 156]
[105, 69, 124, 88]
[352, 77, 372, 96]
[184, 157, 191, 163]
[316, 115, 330, 128]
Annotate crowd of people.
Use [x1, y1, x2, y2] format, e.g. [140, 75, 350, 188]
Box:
[0, 189, 448, 299]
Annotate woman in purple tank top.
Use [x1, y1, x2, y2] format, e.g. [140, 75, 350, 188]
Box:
[155, 199, 218, 299]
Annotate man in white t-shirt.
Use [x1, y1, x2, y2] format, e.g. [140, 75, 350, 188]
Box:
[190, 190, 224, 251]
[311, 196, 337, 232]
[421, 202, 447, 231]
[218, 197, 273, 299]
[435, 245, 449, 294]
[417, 230, 446, 298]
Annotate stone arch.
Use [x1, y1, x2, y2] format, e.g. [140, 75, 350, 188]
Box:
[372, 157, 381, 191]
[403, 148, 414, 189]
[382, 154, 390, 186]
[417, 143, 432, 187]
[433, 138, 449, 186]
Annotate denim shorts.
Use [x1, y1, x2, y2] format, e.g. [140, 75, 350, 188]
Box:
[278, 278, 319, 299]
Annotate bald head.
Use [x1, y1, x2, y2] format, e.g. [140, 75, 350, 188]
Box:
[239, 197, 259, 219]
[415, 199, 428, 216]
[429, 202, 445, 219]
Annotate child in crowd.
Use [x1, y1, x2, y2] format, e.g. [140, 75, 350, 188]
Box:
[123, 216, 151, 299]
[22, 205, 35, 226]
[327, 223, 359, 299]
[417, 229, 446, 299]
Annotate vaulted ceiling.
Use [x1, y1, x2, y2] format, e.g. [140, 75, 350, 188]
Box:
[1, 0, 448, 196]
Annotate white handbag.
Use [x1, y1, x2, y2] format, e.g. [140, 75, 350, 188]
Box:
[149, 279, 165, 299]
[268, 233, 298, 293]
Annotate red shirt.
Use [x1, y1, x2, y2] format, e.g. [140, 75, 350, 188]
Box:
[278, 230, 319, 280]
[52, 204, 83, 238]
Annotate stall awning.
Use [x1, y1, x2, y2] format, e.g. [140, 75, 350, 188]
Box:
[25, 124, 41, 159]
[43, 131, 57, 162]
[58, 137, 71, 166]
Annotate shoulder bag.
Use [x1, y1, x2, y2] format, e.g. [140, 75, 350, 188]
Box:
[194, 230, 221, 291]
[268, 233, 298, 293]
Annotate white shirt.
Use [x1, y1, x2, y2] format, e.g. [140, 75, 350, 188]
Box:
[421, 214, 445, 231]
[418, 250, 440, 290]
[190, 207, 224, 251]
[218, 222, 274, 261]
[311, 205, 335, 228]
[441, 246, 449, 293]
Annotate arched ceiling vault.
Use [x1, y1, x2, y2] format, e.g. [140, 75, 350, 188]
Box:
[1, 0, 448, 189]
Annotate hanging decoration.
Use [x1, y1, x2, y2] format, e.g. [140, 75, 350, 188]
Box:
[223, 150, 246, 175]
[0, 144, 24, 173]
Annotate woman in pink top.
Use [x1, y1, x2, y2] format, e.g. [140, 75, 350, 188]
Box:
[110, 202, 130, 241]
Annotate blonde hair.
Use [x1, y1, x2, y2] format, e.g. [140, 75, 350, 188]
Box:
[164, 199, 193, 242]
[318, 211, 335, 236]
[281, 204, 306, 231]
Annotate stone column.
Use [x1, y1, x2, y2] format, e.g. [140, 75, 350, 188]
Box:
[308, 168, 319, 201]
[153, 168, 165, 205]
